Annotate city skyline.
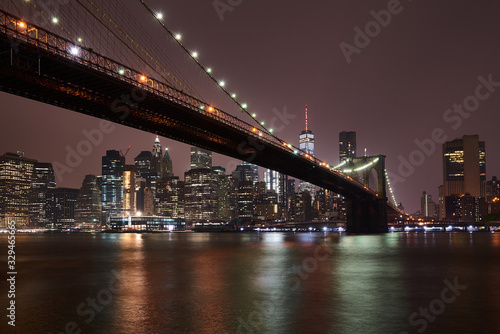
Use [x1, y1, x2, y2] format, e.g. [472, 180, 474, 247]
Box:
[1, 1, 500, 214]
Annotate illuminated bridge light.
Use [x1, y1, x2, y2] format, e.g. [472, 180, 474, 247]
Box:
[260, 121, 265, 126]
[77, 37, 83, 43]
[69, 46, 79, 56]
[192, 51, 198, 58]
[52, 17, 58, 24]
[252, 128, 257, 132]
[219, 81, 225, 87]
[206, 68, 212, 73]
[175, 33, 181, 40]
[251, 113, 256, 118]
[208, 106, 214, 112]
[231, 93, 236, 98]
[156, 12, 163, 20]
[269, 128, 273, 133]
[259, 132, 263, 137]
[118, 68, 125, 75]
[18, 21, 26, 28]
[241, 103, 247, 109]
[294, 150, 298, 154]
[140, 75, 147, 82]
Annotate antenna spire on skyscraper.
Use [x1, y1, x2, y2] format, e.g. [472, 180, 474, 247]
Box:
[305, 105, 308, 132]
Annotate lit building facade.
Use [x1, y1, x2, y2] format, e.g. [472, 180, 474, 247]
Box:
[184, 168, 218, 222]
[190, 147, 212, 169]
[29, 162, 56, 227]
[440, 135, 486, 221]
[101, 150, 124, 222]
[75, 175, 102, 227]
[0, 152, 37, 227]
[123, 165, 136, 216]
[155, 176, 184, 219]
[339, 131, 356, 162]
[46, 188, 79, 228]
[420, 191, 437, 219]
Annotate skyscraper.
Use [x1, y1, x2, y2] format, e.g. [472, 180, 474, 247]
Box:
[29, 162, 56, 227]
[46, 188, 79, 228]
[184, 168, 218, 222]
[241, 161, 258, 184]
[339, 131, 356, 162]
[190, 147, 212, 169]
[420, 191, 437, 219]
[0, 152, 37, 227]
[155, 176, 184, 218]
[298, 105, 315, 201]
[123, 165, 136, 216]
[442, 135, 486, 197]
[440, 135, 486, 221]
[161, 148, 174, 178]
[101, 150, 124, 222]
[74, 175, 102, 227]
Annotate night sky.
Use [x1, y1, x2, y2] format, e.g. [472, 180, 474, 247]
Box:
[1, 0, 500, 213]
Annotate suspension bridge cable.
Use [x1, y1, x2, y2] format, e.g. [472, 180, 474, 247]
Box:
[138, 0, 303, 150]
[75, 0, 196, 96]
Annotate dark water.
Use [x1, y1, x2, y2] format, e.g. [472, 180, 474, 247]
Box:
[2, 232, 500, 334]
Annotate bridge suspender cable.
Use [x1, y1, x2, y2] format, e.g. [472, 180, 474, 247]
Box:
[74, 0, 197, 97]
[137, 1, 278, 135]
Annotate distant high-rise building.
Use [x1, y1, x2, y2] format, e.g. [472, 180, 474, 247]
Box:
[134, 151, 153, 178]
[161, 148, 174, 178]
[237, 180, 254, 219]
[190, 147, 212, 169]
[155, 176, 184, 218]
[75, 175, 102, 227]
[213, 166, 233, 221]
[0, 152, 37, 227]
[420, 191, 437, 219]
[235, 164, 257, 183]
[442, 135, 486, 197]
[298, 106, 315, 201]
[440, 135, 486, 221]
[151, 136, 174, 178]
[184, 168, 218, 222]
[241, 161, 259, 184]
[339, 131, 356, 162]
[152, 135, 163, 160]
[101, 150, 124, 222]
[264, 170, 288, 218]
[46, 188, 79, 228]
[123, 165, 136, 216]
[29, 162, 56, 227]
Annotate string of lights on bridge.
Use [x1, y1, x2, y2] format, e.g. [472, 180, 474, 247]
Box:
[13, 1, 400, 208]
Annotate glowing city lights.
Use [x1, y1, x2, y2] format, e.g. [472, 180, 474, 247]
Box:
[51, 17, 58, 24]
[156, 12, 163, 20]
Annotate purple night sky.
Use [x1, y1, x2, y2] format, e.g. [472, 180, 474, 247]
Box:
[1, 0, 499, 213]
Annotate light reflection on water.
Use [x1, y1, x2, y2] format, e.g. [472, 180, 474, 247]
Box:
[8, 232, 500, 334]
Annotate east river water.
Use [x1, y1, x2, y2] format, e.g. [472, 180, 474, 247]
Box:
[3, 231, 500, 333]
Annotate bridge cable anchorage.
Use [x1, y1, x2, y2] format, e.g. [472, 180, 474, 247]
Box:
[138, 0, 293, 144]
[75, 0, 195, 96]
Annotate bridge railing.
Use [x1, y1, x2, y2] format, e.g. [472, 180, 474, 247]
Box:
[0, 9, 384, 201]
